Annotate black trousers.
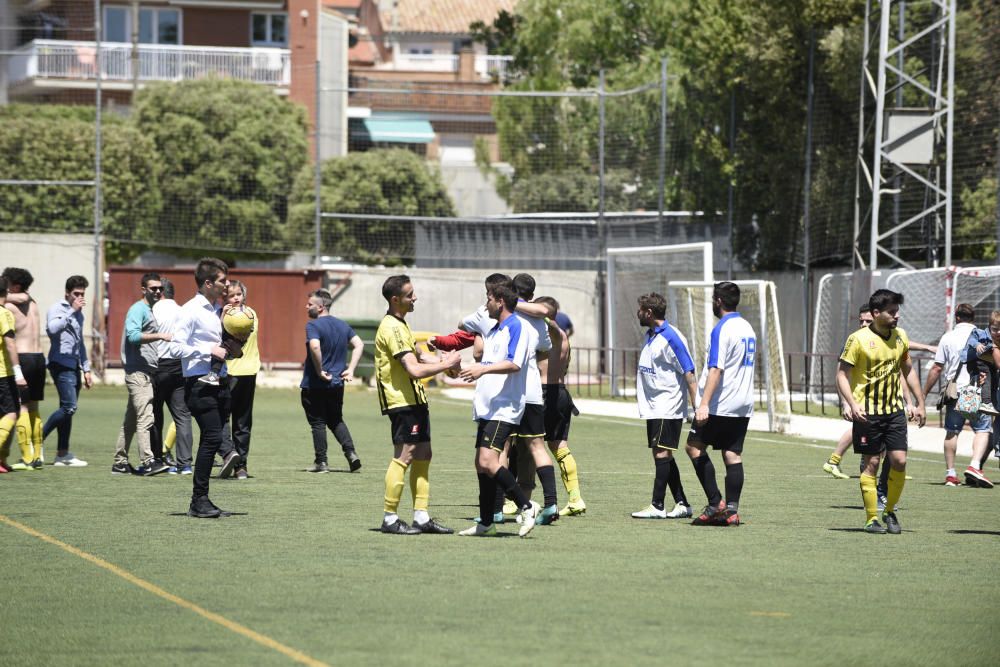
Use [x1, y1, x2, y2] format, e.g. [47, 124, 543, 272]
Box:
[220, 374, 256, 466]
[185, 378, 231, 500]
[300, 386, 355, 463]
[152, 359, 193, 465]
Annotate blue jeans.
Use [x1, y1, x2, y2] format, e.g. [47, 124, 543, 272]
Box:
[43, 363, 81, 453]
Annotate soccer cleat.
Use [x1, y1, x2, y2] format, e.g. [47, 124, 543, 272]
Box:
[944, 475, 960, 487]
[9, 460, 35, 471]
[535, 504, 560, 525]
[502, 498, 519, 516]
[345, 451, 362, 472]
[143, 459, 171, 476]
[188, 496, 222, 519]
[458, 523, 497, 537]
[306, 462, 329, 473]
[475, 512, 505, 525]
[691, 500, 726, 526]
[53, 452, 88, 467]
[380, 519, 421, 535]
[111, 461, 134, 475]
[719, 508, 741, 526]
[882, 511, 901, 534]
[964, 466, 993, 489]
[197, 372, 220, 386]
[864, 518, 887, 534]
[665, 502, 693, 519]
[412, 518, 454, 534]
[30, 459, 43, 470]
[518, 501, 539, 537]
[0, 462, 8, 473]
[219, 451, 240, 479]
[823, 462, 850, 479]
[631, 504, 667, 519]
[558, 499, 587, 517]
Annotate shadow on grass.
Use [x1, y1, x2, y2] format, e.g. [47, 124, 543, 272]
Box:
[829, 505, 865, 510]
[167, 512, 249, 517]
[948, 529, 1000, 536]
[365, 527, 520, 538]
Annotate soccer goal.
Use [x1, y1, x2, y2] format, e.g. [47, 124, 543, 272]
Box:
[952, 265, 1000, 321]
[606, 242, 713, 395]
[667, 280, 791, 433]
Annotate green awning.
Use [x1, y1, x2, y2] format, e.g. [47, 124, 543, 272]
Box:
[360, 118, 435, 144]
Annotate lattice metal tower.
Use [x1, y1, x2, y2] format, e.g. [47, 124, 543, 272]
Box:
[853, 0, 955, 269]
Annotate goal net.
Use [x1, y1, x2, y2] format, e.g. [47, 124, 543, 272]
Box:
[667, 280, 791, 433]
[952, 266, 1000, 322]
[606, 243, 713, 394]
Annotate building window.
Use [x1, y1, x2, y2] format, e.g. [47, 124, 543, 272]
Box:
[251, 13, 287, 47]
[103, 7, 180, 45]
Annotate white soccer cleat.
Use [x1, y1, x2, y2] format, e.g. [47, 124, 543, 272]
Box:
[631, 504, 667, 519]
[665, 502, 693, 519]
[518, 501, 539, 537]
[458, 523, 497, 537]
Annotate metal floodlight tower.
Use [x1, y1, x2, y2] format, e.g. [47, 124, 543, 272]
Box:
[853, 0, 955, 269]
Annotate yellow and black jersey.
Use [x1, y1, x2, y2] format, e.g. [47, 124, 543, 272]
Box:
[374, 314, 427, 414]
[840, 325, 910, 416]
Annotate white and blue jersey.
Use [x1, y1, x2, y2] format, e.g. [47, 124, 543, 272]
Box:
[473, 313, 530, 424]
[463, 303, 550, 405]
[637, 322, 696, 420]
[697, 312, 756, 418]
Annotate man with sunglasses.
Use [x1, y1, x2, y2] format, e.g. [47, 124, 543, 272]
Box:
[112, 273, 172, 476]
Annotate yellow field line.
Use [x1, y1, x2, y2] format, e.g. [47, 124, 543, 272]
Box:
[0, 513, 329, 667]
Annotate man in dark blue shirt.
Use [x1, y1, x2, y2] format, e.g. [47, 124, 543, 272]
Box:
[300, 289, 364, 473]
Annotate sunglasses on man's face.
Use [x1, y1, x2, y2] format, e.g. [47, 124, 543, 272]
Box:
[147, 286, 163, 292]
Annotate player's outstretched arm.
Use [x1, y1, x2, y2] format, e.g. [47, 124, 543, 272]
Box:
[515, 301, 554, 319]
[459, 360, 520, 382]
[398, 350, 461, 380]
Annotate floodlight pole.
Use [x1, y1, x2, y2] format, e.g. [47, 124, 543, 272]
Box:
[314, 60, 322, 266]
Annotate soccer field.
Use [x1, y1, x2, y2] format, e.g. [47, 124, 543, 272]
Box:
[3, 385, 997, 666]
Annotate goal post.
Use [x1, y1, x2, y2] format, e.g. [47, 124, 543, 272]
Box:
[667, 279, 791, 433]
[606, 242, 713, 395]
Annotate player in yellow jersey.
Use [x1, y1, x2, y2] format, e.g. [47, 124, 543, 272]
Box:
[0, 276, 28, 473]
[375, 275, 461, 535]
[836, 289, 925, 534]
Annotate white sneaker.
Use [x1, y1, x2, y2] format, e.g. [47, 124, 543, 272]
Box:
[631, 504, 667, 519]
[518, 501, 540, 537]
[53, 453, 88, 467]
[458, 523, 497, 537]
[665, 502, 693, 519]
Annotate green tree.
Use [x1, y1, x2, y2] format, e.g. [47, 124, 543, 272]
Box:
[287, 149, 456, 265]
[131, 78, 308, 262]
[0, 109, 161, 264]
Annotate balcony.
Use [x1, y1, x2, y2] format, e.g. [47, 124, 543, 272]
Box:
[6, 39, 291, 93]
[378, 53, 514, 80]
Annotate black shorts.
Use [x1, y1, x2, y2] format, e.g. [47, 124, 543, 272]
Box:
[853, 411, 908, 456]
[686, 415, 750, 454]
[646, 418, 683, 450]
[516, 403, 546, 440]
[476, 419, 516, 452]
[543, 384, 575, 442]
[18, 352, 45, 403]
[388, 406, 431, 445]
[0, 376, 21, 415]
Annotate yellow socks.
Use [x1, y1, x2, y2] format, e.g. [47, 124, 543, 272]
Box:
[410, 459, 431, 512]
[29, 410, 42, 461]
[885, 467, 906, 514]
[860, 473, 878, 522]
[555, 447, 581, 503]
[383, 458, 408, 513]
[0, 414, 15, 460]
[16, 411, 33, 462]
[828, 452, 842, 466]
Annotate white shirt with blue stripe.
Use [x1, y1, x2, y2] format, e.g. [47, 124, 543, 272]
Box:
[462, 303, 551, 405]
[697, 312, 756, 418]
[637, 321, 696, 420]
[473, 312, 530, 424]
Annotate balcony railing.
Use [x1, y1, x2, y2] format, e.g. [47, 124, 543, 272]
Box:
[7, 39, 291, 88]
[379, 53, 514, 80]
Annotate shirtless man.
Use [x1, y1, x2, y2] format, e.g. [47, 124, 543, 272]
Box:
[2, 268, 47, 468]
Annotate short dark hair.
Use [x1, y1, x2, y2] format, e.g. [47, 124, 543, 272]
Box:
[194, 258, 228, 288]
[637, 293, 667, 320]
[141, 272, 161, 288]
[311, 288, 333, 311]
[382, 274, 411, 301]
[2, 267, 33, 290]
[858, 304, 871, 315]
[954, 303, 975, 323]
[484, 273, 512, 292]
[0, 276, 7, 296]
[161, 278, 174, 299]
[713, 281, 740, 310]
[869, 288, 903, 313]
[65, 275, 89, 292]
[512, 273, 536, 300]
[534, 295, 560, 313]
[490, 284, 518, 311]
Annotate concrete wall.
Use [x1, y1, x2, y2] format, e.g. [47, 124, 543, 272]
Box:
[0, 232, 99, 354]
[327, 266, 603, 348]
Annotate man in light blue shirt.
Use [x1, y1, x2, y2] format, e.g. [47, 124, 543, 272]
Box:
[42, 275, 93, 464]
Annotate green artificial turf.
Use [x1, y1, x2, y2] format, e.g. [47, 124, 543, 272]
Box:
[2, 385, 997, 666]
